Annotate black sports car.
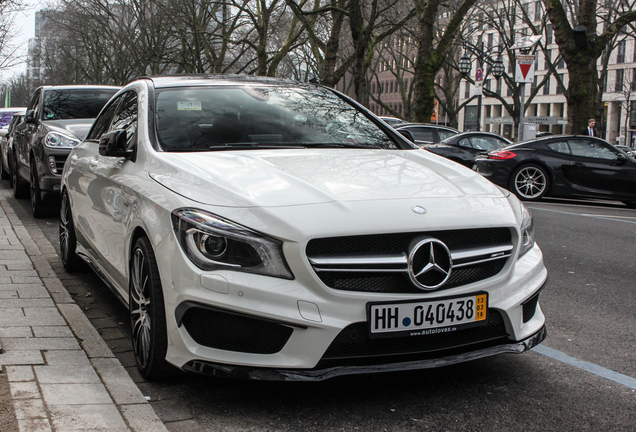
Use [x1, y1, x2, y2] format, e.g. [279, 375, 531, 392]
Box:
[473, 135, 636, 206]
[425, 132, 512, 168]
[394, 123, 458, 145]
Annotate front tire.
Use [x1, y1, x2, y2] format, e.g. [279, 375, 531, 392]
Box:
[0, 153, 9, 180]
[510, 164, 549, 201]
[30, 160, 48, 218]
[130, 236, 173, 380]
[59, 190, 83, 272]
[11, 151, 28, 199]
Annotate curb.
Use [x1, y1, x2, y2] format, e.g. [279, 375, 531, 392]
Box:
[0, 187, 168, 431]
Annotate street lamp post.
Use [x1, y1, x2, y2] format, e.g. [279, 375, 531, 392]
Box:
[458, 42, 505, 132]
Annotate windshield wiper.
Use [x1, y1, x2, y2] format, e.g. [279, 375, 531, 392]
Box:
[208, 143, 306, 150]
[301, 142, 377, 149]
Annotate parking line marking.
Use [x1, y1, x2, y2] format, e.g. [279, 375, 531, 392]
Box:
[528, 207, 636, 224]
[533, 345, 636, 390]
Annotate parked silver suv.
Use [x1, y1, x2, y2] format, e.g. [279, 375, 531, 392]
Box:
[12, 85, 119, 217]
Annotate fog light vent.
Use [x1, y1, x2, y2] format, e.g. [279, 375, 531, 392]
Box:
[178, 303, 294, 354]
[522, 291, 541, 323]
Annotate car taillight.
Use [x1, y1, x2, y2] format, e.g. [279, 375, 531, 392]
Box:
[488, 151, 517, 160]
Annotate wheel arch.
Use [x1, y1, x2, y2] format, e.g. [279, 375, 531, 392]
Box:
[510, 159, 554, 195]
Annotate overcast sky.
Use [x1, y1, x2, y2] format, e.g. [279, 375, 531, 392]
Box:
[2, 1, 43, 80]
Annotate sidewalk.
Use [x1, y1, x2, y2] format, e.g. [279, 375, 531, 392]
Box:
[0, 188, 168, 431]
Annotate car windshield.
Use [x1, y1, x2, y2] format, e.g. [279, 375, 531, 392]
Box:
[43, 89, 118, 121]
[154, 86, 398, 151]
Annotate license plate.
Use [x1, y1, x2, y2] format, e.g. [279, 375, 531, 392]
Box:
[368, 293, 488, 338]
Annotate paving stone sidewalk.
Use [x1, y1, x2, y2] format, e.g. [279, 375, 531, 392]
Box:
[0, 190, 168, 432]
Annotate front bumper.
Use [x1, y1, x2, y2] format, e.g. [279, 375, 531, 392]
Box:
[181, 325, 547, 381]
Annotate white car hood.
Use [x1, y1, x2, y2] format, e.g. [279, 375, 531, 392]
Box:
[149, 149, 503, 208]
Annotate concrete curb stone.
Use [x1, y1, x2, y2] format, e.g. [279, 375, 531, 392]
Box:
[0, 189, 168, 432]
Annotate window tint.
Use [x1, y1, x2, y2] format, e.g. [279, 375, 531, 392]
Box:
[409, 128, 435, 142]
[111, 92, 138, 149]
[569, 140, 617, 160]
[42, 88, 118, 121]
[458, 138, 472, 148]
[547, 141, 570, 154]
[155, 86, 397, 151]
[87, 95, 122, 141]
[438, 130, 457, 140]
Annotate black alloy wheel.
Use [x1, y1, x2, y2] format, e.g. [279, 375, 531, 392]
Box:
[59, 190, 83, 272]
[0, 153, 8, 180]
[130, 236, 173, 380]
[11, 151, 28, 199]
[511, 164, 549, 201]
[30, 159, 47, 218]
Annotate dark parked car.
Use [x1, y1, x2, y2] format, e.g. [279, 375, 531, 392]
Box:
[1, 110, 26, 180]
[378, 116, 407, 127]
[473, 135, 636, 206]
[11, 85, 119, 217]
[394, 123, 458, 145]
[424, 132, 512, 168]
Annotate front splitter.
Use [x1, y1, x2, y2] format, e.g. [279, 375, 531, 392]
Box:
[181, 325, 547, 381]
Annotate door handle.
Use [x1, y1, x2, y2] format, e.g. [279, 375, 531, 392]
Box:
[572, 162, 586, 168]
[88, 158, 98, 168]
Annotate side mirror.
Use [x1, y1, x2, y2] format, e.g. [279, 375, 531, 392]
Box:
[99, 130, 133, 158]
[616, 153, 628, 164]
[25, 110, 37, 124]
[398, 129, 414, 142]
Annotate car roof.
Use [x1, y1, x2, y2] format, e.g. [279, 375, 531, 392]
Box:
[395, 123, 458, 132]
[146, 74, 311, 89]
[37, 85, 121, 91]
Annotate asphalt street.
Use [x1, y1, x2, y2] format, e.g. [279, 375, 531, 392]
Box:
[10, 185, 636, 432]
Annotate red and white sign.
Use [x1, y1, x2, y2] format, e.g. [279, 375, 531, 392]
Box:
[515, 55, 535, 83]
[475, 68, 483, 82]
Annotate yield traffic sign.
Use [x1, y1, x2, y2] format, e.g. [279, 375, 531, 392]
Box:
[515, 55, 535, 83]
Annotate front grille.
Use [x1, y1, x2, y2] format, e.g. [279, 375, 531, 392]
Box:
[318, 309, 508, 367]
[180, 306, 294, 354]
[307, 228, 513, 293]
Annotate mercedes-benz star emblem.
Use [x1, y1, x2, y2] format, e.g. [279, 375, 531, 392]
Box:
[411, 205, 427, 214]
[408, 238, 452, 290]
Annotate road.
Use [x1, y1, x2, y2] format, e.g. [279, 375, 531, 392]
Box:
[8, 184, 636, 431]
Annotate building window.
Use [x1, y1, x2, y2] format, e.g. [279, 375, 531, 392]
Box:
[632, 68, 636, 91]
[631, 101, 636, 127]
[535, 55, 540, 70]
[507, 85, 513, 96]
[532, 76, 538, 91]
[534, 1, 542, 21]
[556, 74, 564, 94]
[485, 79, 491, 91]
[465, 82, 471, 98]
[558, 56, 565, 69]
[488, 33, 494, 48]
[543, 77, 551, 95]
[544, 50, 551, 70]
[603, 74, 608, 92]
[615, 69, 624, 92]
[496, 78, 502, 95]
[617, 40, 626, 63]
[546, 24, 553, 44]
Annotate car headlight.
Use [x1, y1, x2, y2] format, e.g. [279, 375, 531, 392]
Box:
[45, 132, 80, 148]
[519, 203, 535, 258]
[171, 208, 293, 279]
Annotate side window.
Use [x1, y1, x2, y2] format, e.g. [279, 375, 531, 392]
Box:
[111, 91, 138, 149]
[87, 95, 123, 141]
[438, 130, 456, 140]
[410, 128, 435, 142]
[458, 138, 473, 148]
[28, 90, 41, 118]
[569, 140, 618, 160]
[546, 141, 571, 154]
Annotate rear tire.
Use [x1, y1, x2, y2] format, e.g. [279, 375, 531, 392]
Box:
[11, 151, 28, 199]
[130, 236, 174, 380]
[59, 190, 83, 272]
[510, 164, 549, 201]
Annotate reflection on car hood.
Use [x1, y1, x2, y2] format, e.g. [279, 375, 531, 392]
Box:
[149, 149, 504, 208]
[43, 119, 94, 141]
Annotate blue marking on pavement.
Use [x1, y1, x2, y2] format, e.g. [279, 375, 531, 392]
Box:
[533, 345, 636, 390]
[528, 207, 636, 225]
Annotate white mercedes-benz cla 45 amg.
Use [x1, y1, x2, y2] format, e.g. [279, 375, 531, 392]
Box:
[60, 75, 547, 381]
